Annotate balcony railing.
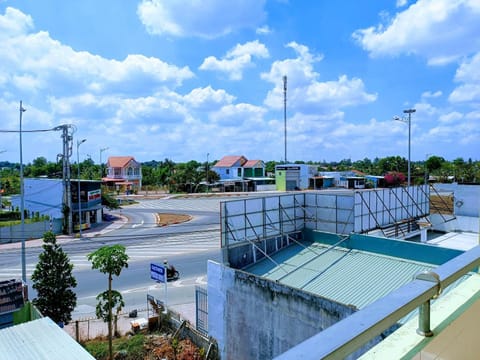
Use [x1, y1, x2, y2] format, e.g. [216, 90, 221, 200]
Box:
[275, 245, 480, 359]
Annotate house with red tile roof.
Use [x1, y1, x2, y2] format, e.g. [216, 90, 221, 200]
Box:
[212, 155, 248, 180]
[211, 155, 272, 192]
[103, 156, 142, 193]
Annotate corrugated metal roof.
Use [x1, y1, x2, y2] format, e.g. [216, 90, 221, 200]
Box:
[246, 242, 434, 310]
[0, 317, 95, 359]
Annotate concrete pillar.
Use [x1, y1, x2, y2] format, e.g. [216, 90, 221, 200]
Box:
[421, 228, 428, 243]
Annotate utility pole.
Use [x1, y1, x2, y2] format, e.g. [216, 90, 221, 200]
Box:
[283, 75, 287, 164]
[19, 101, 26, 283]
[100, 147, 109, 178]
[56, 125, 74, 235]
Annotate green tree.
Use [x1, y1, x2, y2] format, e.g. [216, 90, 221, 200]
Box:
[426, 156, 445, 172]
[88, 245, 129, 360]
[31, 231, 77, 325]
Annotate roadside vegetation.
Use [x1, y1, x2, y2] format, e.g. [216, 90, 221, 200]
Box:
[83, 332, 205, 360]
[31, 231, 77, 326]
[0, 155, 478, 199]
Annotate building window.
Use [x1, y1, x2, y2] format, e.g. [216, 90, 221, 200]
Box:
[226, 169, 230, 175]
[237, 168, 242, 177]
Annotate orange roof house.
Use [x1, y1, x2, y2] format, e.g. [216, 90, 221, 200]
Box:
[103, 156, 142, 192]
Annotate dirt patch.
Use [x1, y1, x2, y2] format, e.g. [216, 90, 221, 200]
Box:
[156, 213, 192, 226]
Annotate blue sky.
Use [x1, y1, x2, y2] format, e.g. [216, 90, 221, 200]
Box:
[0, 0, 479, 165]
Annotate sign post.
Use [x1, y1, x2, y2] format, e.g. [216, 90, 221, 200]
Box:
[150, 262, 168, 314]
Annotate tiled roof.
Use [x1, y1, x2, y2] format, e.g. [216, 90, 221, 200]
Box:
[243, 160, 263, 168]
[107, 156, 136, 168]
[214, 155, 247, 167]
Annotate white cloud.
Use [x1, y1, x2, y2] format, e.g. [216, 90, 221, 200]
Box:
[396, 0, 408, 7]
[0, 6, 33, 37]
[256, 25, 272, 35]
[0, 8, 194, 98]
[439, 111, 463, 123]
[137, 0, 267, 38]
[210, 103, 266, 127]
[199, 40, 269, 80]
[183, 86, 236, 110]
[262, 42, 376, 112]
[353, 0, 480, 65]
[421, 90, 442, 99]
[449, 52, 480, 103]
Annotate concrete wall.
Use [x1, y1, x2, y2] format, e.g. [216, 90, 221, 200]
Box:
[432, 184, 480, 218]
[208, 260, 356, 360]
[430, 214, 479, 233]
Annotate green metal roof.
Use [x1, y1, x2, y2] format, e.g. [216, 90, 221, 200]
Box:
[246, 242, 435, 310]
[0, 317, 95, 359]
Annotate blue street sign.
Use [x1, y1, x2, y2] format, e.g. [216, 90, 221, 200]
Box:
[150, 263, 165, 283]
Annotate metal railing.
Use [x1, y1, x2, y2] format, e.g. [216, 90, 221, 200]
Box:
[275, 245, 480, 360]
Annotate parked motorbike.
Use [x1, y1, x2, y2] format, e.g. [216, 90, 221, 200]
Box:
[166, 265, 179, 281]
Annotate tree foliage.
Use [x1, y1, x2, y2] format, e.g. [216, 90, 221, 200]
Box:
[95, 290, 125, 322]
[88, 245, 129, 360]
[31, 231, 77, 325]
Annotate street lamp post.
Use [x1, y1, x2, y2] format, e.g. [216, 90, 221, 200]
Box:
[424, 153, 432, 186]
[77, 139, 86, 238]
[0, 150, 5, 211]
[206, 153, 209, 193]
[99, 147, 109, 178]
[394, 108, 416, 187]
[19, 101, 26, 283]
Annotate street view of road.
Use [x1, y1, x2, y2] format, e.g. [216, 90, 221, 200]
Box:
[0, 196, 235, 322]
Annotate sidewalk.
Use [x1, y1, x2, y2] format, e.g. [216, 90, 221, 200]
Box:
[0, 213, 128, 251]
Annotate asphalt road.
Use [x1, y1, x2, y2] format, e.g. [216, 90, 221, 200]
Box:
[0, 196, 231, 322]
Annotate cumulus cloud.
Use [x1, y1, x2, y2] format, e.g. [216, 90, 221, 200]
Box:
[262, 42, 376, 112]
[0, 7, 194, 98]
[210, 103, 266, 126]
[183, 86, 236, 110]
[353, 0, 480, 65]
[449, 52, 480, 103]
[137, 0, 267, 38]
[199, 40, 269, 80]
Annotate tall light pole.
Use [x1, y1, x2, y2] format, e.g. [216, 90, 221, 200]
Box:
[424, 153, 432, 186]
[394, 108, 416, 187]
[99, 147, 109, 178]
[283, 75, 287, 164]
[0, 150, 5, 211]
[19, 101, 26, 283]
[77, 139, 86, 238]
[206, 153, 209, 193]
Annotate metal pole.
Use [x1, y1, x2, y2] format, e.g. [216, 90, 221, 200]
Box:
[163, 259, 168, 314]
[403, 109, 416, 187]
[19, 101, 26, 283]
[283, 75, 287, 164]
[0, 150, 5, 210]
[408, 112, 411, 187]
[77, 139, 86, 238]
[206, 153, 209, 193]
[100, 147, 109, 178]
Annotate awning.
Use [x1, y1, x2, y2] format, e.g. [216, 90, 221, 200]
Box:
[102, 177, 125, 182]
